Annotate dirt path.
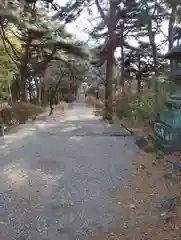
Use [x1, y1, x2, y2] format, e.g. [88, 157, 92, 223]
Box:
[0, 102, 138, 239]
[91, 136, 181, 240]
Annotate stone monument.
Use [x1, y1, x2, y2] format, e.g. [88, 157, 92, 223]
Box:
[153, 45, 181, 151]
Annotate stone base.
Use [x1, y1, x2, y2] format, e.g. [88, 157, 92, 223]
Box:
[151, 134, 181, 153]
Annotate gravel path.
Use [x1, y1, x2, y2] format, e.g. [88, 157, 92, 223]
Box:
[0, 102, 138, 239]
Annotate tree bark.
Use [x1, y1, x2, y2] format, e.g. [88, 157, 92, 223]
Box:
[104, 1, 117, 121]
[11, 78, 20, 102]
[48, 73, 64, 115]
[137, 54, 141, 92]
[168, 5, 176, 73]
[20, 35, 32, 102]
[28, 80, 33, 102]
[147, 13, 158, 110]
[120, 23, 125, 95]
[94, 0, 117, 121]
[35, 78, 42, 104]
[41, 87, 48, 106]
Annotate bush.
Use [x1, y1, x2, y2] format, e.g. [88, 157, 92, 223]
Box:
[115, 93, 139, 119]
[128, 95, 156, 122]
[116, 82, 174, 124]
[0, 106, 17, 125]
[0, 102, 45, 125]
[116, 94, 157, 123]
[63, 94, 76, 103]
[11, 102, 44, 124]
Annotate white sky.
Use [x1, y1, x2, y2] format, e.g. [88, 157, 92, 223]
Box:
[57, 0, 168, 56]
[57, 0, 97, 41]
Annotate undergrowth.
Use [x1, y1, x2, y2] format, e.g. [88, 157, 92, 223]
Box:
[89, 82, 175, 126]
[117, 82, 175, 124]
[0, 102, 44, 125]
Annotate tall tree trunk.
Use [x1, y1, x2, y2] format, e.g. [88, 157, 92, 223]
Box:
[120, 23, 125, 95]
[105, 58, 113, 120]
[151, 43, 158, 110]
[35, 78, 39, 102]
[11, 78, 20, 102]
[137, 54, 141, 92]
[49, 87, 54, 116]
[41, 87, 48, 106]
[168, 5, 176, 73]
[94, 0, 117, 121]
[38, 81, 42, 104]
[20, 35, 32, 102]
[151, 41, 158, 107]
[147, 14, 158, 110]
[28, 80, 33, 102]
[35, 78, 42, 104]
[48, 75, 63, 115]
[8, 80, 12, 104]
[20, 69, 28, 102]
[104, 1, 117, 121]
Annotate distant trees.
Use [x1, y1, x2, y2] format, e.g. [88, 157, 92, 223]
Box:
[0, 0, 89, 106]
[85, 0, 181, 118]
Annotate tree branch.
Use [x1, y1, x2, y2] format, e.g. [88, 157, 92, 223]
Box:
[95, 0, 107, 22]
[0, 29, 19, 67]
[0, 23, 20, 61]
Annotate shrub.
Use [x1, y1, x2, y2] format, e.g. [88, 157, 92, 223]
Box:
[63, 94, 76, 103]
[128, 95, 156, 122]
[11, 102, 44, 124]
[116, 82, 173, 124]
[0, 106, 17, 125]
[115, 93, 139, 119]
